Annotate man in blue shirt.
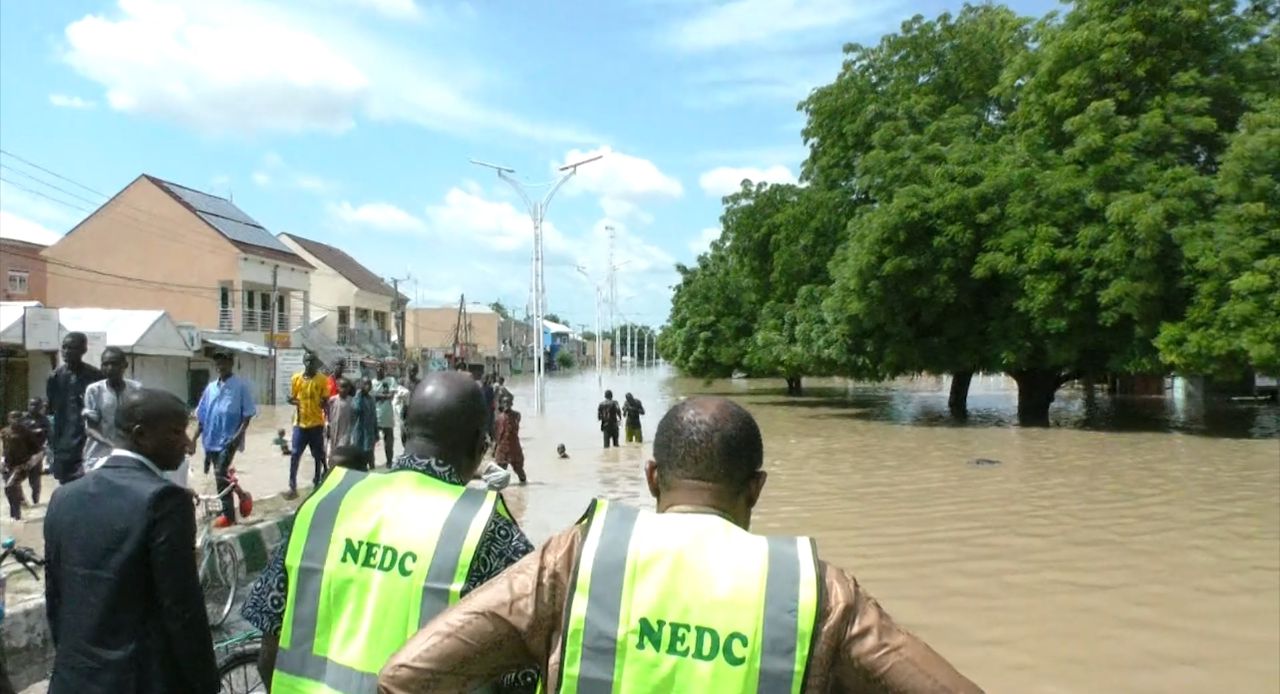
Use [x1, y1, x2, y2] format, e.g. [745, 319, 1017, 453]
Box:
[190, 349, 257, 526]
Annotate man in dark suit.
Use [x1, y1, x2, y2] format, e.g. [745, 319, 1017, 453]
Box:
[43, 388, 219, 694]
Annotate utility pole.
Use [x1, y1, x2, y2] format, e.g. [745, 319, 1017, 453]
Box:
[388, 274, 411, 364]
[628, 321, 634, 372]
[268, 265, 279, 405]
[607, 225, 618, 375]
[472, 154, 603, 414]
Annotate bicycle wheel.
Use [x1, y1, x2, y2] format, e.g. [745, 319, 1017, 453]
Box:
[201, 541, 238, 627]
[218, 647, 266, 693]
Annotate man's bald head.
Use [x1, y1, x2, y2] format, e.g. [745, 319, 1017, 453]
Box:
[405, 371, 489, 475]
[116, 388, 191, 470]
[652, 397, 763, 492]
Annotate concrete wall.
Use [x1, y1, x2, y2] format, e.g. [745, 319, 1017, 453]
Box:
[0, 239, 49, 303]
[42, 177, 240, 327]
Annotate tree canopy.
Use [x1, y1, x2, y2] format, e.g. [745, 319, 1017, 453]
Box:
[661, 0, 1278, 423]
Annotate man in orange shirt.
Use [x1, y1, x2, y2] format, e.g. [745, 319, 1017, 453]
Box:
[286, 353, 330, 499]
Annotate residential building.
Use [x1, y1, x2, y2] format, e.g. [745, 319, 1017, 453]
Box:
[278, 233, 406, 360]
[42, 175, 313, 347]
[0, 224, 55, 303]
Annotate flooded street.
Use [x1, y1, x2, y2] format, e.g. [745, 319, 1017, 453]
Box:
[6, 367, 1277, 692]
[499, 368, 1279, 694]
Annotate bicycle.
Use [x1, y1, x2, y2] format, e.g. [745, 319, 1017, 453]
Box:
[197, 488, 240, 628]
[0, 538, 45, 694]
[215, 629, 265, 693]
[196, 454, 256, 628]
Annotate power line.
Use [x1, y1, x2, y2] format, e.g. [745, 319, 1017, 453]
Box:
[0, 148, 108, 198]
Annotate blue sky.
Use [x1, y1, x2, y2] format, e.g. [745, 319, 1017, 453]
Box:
[0, 0, 1061, 331]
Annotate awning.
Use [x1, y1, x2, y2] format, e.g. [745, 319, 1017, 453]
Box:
[55, 308, 194, 357]
[0, 301, 49, 346]
[206, 338, 272, 358]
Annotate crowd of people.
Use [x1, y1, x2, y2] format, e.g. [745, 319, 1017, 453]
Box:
[11, 343, 985, 693]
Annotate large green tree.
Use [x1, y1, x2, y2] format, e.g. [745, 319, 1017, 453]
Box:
[805, 4, 1032, 414]
[974, 0, 1256, 423]
[1157, 98, 1280, 376]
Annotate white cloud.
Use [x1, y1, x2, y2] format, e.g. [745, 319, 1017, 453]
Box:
[698, 164, 796, 197]
[560, 146, 683, 200]
[60, 0, 594, 143]
[336, 0, 421, 20]
[252, 153, 336, 193]
[0, 210, 65, 246]
[551, 146, 682, 225]
[0, 180, 83, 231]
[667, 0, 892, 52]
[328, 200, 425, 232]
[48, 94, 95, 109]
[688, 226, 721, 255]
[424, 187, 565, 253]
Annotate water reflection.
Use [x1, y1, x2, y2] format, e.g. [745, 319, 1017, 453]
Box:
[698, 374, 1279, 439]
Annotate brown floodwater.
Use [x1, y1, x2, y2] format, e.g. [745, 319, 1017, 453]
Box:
[8, 367, 1277, 692]
[494, 368, 1279, 694]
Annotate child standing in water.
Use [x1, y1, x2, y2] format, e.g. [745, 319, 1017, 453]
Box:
[493, 394, 526, 484]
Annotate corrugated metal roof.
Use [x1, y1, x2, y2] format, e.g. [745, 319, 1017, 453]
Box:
[206, 338, 272, 358]
[145, 176, 301, 257]
[58, 308, 194, 357]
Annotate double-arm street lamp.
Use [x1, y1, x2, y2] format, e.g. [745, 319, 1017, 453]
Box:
[471, 154, 603, 414]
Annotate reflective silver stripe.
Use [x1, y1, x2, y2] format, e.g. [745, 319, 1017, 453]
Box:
[419, 486, 492, 627]
[576, 503, 639, 694]
[277, 474, 492, 693]
[276, 469, 373, 690]
[757, 536, 802, 693]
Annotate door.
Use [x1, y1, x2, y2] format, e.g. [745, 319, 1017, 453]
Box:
[188, 368, 211, 408]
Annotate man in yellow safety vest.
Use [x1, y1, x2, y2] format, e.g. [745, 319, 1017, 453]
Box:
[379, 396, 983, 693]
[244, 370, 538, 693]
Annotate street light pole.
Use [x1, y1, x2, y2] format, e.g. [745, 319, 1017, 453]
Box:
[472, 154, 603, 414]
[576, 265, 604, 388]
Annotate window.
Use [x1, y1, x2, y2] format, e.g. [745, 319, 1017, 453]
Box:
[7, 270, 29, 295]
[338, 307, 350, 326]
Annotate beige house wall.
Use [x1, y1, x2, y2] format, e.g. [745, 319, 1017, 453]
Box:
[42, 177, 240, 327]
[278, 237, 394, 342]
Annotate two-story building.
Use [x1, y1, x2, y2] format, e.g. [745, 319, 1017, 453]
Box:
[43, 175, 313, 345]
[1, 223, 55, 303]
[278, 233, 405, 361]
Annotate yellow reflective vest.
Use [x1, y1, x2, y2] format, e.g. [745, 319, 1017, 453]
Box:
[558, 499, 821, 694]
[273, 467, 498, 694]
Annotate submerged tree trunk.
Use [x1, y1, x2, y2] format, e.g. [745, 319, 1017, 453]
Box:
[948, 370, 974, 419]
[785, 375, 803, 395]
[1011, 369, 1069, 426]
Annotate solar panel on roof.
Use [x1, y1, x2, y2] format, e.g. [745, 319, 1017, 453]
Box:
[196, 213, 293, 252]
[161, 183, 260, 226]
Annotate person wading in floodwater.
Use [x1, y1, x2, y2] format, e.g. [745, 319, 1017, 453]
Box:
[380, 397, 983, 693]
[598, 389, 622, 448]
[623, 392, 646, 444]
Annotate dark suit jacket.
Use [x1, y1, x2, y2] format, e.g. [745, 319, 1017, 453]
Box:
[43, 454, 219, 694]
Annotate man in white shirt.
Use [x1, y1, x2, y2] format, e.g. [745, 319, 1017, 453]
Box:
[82, 347, 141, 472]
